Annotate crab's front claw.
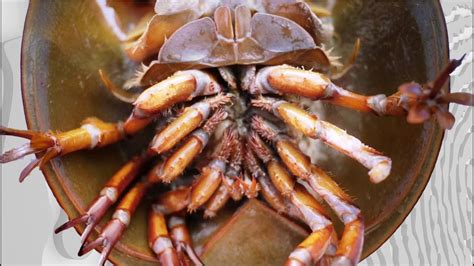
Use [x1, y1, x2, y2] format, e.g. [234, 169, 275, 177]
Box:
[398, 56, 474, 129]
[78, 181, 148, 265]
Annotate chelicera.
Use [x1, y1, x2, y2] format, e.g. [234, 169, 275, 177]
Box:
[1, 1, 473, 265]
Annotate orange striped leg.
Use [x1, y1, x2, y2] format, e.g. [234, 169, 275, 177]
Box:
[251, 102, 391, 183]
[55, 154, 148, 243]
[1, 118, 137, 182]
[266, 160, 338, 265]
[248, 133, 334, 265]
[168, 216, 203, 266]
[0, 69, 223, 180]
[305, 167, 364, 265]
[203, 181, 231, 218]
[148, 109, 228, 183]
[149, 94, 232, 154]
[188, 126, 236, 212]
[251, 61, 473, 128]
[250, 64, 405, 114]
[78, 182, 149, 266]
[148, 208, 181, 266]
[285, 185, 334, 266]
[252, 119, 364, 264]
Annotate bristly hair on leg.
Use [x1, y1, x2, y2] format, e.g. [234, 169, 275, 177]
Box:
[1, 126, 60, 182]
[202, 108, 229, 134]
[248, 131, 273, 163]
[250, 116, 280, 142]
[204, 93, 234, 109]
[216, 124, 237, 162]
[242, 140, 266, 179]
[398, 55, 473, 129]
[250, 96, 278, 112]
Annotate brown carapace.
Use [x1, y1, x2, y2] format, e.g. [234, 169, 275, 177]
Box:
[1, 1, 473, 266]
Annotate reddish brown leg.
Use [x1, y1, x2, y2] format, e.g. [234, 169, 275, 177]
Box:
[55, 154, 148, 243]
[188, 126, 236, 212]
[252, 117, 364, 265]
[148, 208, 181, 266]
[152, 190, 203, 265]
[149, 94, 232, 154]
[148, 109, 228, 183]
[79, 181, 149, 266]
[250, 59, 473, 129]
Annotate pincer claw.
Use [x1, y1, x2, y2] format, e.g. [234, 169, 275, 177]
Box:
[399, 55, 474, 129]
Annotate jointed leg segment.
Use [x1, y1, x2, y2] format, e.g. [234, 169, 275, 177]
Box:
[1, 69, 225, 181]
[250, 60, 473, 129]
[251, 116, 364, 265]
[251, 99, 391, 183]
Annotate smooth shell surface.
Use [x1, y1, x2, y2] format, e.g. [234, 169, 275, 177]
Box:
[21, 0, 448, 264]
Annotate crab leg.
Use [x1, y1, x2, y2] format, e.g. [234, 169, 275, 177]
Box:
[243, 140, 287, 214]
[223, 132, 245, 201]
[306, 167, 364, 265]
[148, 109, 228, 183]
[251, 104, 391, 183]
[252, 120, 364, 265]
[248, 132, 336, 264]
[188, 126, 235, 212]
[251, 60, 473, 128]
[54, 154, 148, 243]
[149, 94, 232, 154]
[248, 136, 334, 265]
[285, 185, 334, 266]
[1, 118, 128, 182]
[240, 170, 260, 199]
[79, 181, 149, 266]
[168, 215, 204, 266]
[148, 208, 181, 266]
[153, 187, 192, 215]
[0, 70, 223, 181]
[152, 190, 204, 265]
[258, 172, 290, 215]
[203, 181, 231, 218]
